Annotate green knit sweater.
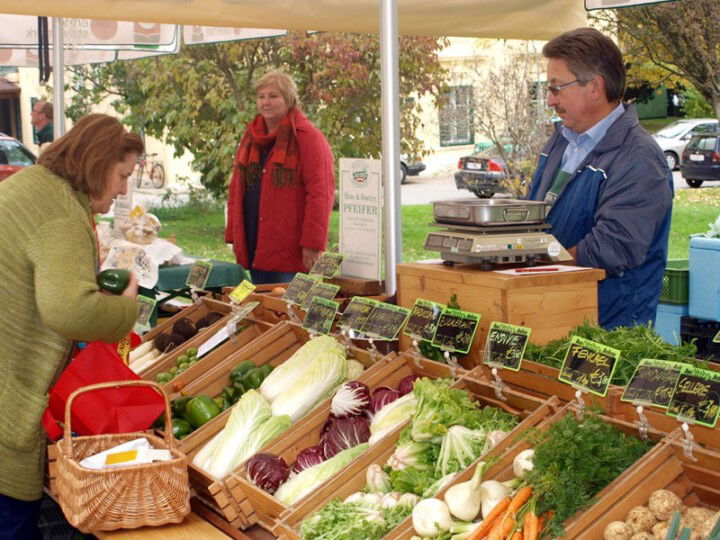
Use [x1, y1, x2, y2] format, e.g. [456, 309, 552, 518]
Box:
[0, 165, 138, 501]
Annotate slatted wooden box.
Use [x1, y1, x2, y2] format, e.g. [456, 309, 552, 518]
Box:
[271, 378, 559, 539]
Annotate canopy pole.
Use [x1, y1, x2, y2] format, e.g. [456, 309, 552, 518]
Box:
[52, 17, 65, 138]
[380, 0, 401, 296]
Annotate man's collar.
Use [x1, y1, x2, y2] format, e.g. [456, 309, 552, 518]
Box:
[561, 102, 625, 144]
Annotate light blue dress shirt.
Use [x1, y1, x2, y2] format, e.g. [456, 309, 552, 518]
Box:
[560, 103, 625, 174]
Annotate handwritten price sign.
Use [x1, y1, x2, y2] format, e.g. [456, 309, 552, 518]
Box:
[666, 366, 720, 428]
[621, 359, 683, 409]
[558, 336, 620, 397]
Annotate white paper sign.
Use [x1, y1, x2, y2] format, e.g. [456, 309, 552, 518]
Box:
[112, 183, 134, 239]
[339, 158, 382, 281]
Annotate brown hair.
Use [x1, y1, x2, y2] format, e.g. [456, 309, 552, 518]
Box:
[38, 114, 144, 198]
[255, 71, 299, 111]
[36, 100, 53, 119]
[543, 27, 626, 103]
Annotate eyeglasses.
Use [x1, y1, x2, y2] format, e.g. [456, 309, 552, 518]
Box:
[547, 79, 580, 96]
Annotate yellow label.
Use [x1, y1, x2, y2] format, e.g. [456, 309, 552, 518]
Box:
[229, 280, 256, 304]
[129, 205, 145, 220]
[117, 336, 131, 366]
[105, 450, 138, 465]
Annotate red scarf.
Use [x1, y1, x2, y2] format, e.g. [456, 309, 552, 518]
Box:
[236, 108, 300, 188]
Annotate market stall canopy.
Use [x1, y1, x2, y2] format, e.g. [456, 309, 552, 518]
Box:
[0, 0, 586, 40]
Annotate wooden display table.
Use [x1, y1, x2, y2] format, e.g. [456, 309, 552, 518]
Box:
[396, 262, 605, 366]
[93, 512, 233, 539]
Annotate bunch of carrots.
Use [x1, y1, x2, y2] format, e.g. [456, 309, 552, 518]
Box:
[467, 486, 553, 540]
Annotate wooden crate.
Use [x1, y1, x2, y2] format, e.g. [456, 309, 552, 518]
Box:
[396, 262, 605, 368]
[392, 403, 668, 540]
[142, 297, 231, 342]
[228, 353, 469, 529]
[178, 322, 391, 528]
[134, 299, 234, 378]
[570, 441, 720, 538]
[272, 380, 559, 539]
[465, 361, 625, 414]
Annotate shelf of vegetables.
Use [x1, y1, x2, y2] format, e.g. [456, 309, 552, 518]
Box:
[268, 375, 558, 539]
[229, 354, 470, 530]
[175, 322, 389, 528]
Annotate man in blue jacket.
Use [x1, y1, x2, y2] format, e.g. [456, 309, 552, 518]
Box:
[528, 27, 673, 329]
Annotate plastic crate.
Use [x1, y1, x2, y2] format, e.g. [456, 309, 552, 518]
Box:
[680, 316, 720, 362]
[654, 302, 689, 345]
[689, 236, 720, 321]
[659, 259, 689, 304]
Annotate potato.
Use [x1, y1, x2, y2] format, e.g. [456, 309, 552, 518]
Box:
[631, 533, 654, 540]
[626, 506, 657, 533]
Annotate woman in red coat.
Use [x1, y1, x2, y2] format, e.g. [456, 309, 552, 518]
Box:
[225, 71, 335, 284]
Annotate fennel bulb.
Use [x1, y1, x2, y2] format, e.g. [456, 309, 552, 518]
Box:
[444, 461, 486, 521]
[412, 498, 453, 537]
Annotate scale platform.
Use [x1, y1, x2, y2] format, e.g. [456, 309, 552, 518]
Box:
[424, 221, 572, 269]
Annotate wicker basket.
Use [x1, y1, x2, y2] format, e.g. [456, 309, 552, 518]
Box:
[55, 380, 190, 533]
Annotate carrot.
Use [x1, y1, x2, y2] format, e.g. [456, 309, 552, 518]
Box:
[523, 509, 540, 540]
[510, 532, 523, 540]
[538, 510, 554, 534]
[466, 497, 511, 540]
[507, 485, 533, 514]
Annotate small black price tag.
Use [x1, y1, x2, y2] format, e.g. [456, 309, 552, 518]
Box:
[282, 273, 319, 306]
[185, 260, 213, 290]
[134, 295, 157, 333]
[621, 359, 683, 409]
[558, 336, 620, 397]
[360, 303, 411, 340]
[483, 321, 531, 372]
[309, 252, 344, 278]
[403, 299, 444, 341]
[667, 366, 720, 428]
[301, 282, 341, 310]
[340, 297, 379, 331]
[302, 297, 339, 335]
[431, 308, 481, 355]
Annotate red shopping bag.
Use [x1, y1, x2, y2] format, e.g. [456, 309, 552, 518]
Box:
[42, 338, 166, 441]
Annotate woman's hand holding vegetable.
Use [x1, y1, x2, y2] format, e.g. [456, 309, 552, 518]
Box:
[120, 272, 139, 299]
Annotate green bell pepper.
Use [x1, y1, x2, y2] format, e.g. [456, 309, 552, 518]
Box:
[240, 367, 266, 391]
[171, 418, 193, 439]
[230, 360, 256, 384]
[170, 396, 193, 420]
[185, 395, 222, 428]
[97, 268, 131, 295]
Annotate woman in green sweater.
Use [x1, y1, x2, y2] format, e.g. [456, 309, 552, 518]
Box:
[0, 114, 143, 538]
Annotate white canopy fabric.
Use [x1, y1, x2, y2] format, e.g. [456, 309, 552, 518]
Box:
[0, 0, 586, 40]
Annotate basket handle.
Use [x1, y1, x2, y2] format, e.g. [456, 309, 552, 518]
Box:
[62, 380, 176, 457]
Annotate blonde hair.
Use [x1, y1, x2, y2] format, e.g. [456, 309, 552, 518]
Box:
[255, 71, 299, 110]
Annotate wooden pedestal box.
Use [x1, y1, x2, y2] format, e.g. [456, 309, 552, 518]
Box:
[178, 322, 390, 528]
[272, 380, 558, 540]
[396, 262, 604, 367]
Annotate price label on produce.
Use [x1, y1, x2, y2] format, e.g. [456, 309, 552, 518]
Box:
[301, 282, 341, 311]
[302, 297, 339, 335]
[309, 252, 344, 278]
[403, 299, 445, 341]
[282, 273, 319, 306]
[483, 321, 531, 372]
[185, 260, 213, 290]
[666, 366, 720, 428]
[431, 308, 481, 355]
[558, 336, 620, 397]
[360, 303, 411, 340]
[714, 330, 720, 344]
[339, 296, 379, 331]
[621, 359, 683, 409]
[134, 295, 158, 333]
[229, 279, 256, 304]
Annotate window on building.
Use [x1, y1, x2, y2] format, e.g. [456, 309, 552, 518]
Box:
[439, 86, 474, 146]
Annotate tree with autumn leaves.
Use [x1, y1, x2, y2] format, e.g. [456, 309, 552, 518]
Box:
[66, 32, 448, 195]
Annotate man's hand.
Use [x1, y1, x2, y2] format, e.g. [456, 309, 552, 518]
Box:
[567, 245, 578, 264]
[121, 272, 139, 300]
[302, 247, 322, 271]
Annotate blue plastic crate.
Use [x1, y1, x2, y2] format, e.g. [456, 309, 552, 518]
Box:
[689, 236, 720, 322]
[655, 302, 689, 345]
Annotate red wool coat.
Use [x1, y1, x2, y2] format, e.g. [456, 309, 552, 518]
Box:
[225, 111, 335, 272]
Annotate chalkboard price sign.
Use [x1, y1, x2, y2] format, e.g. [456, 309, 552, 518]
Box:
[302, 297, 339, 335]
[558, 336, 620, 397]
[714, 330, 720, 344]
[403, 299, 444, 341]
[185, 260, 213, 290]
[621, 359, 683, 409]
[340, 297, 379, 331]
[431, 308, 481, 355]
[309, 252, 344, 278]
[360, 303, 411, 340]
[301, 282, 341, 310]
[667, 366, 720, 428]
[282, 273, 318, 306]
[483, 321, 531, 371]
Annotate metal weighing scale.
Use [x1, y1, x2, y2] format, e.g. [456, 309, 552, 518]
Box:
[424, 198, 573, 269]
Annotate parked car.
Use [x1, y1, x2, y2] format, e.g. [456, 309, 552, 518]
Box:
[680, 132, 720, 188]
[0, 133, 36, 182]
[400, 157, 425, 184]
[652, 118, 718, 170]
[454, 147, 505, 198]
